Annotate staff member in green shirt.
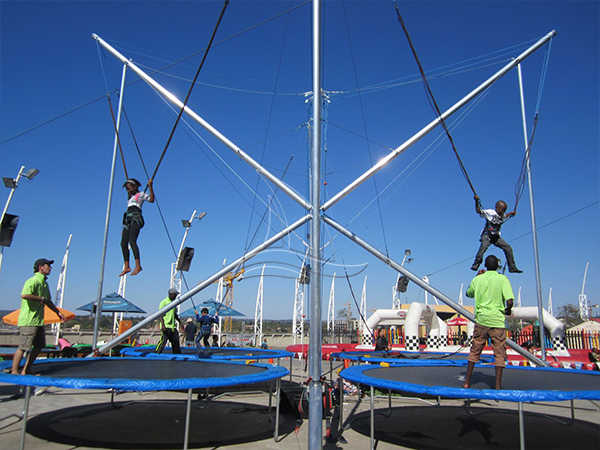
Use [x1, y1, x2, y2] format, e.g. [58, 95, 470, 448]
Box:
[12, 259, 65, 375]
[463, 254, 514, 390]
[155, 288, 184, 354]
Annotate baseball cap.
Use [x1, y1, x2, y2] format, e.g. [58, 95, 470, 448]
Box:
[33, 258, 54, 272]
[168, 288, 179, 295]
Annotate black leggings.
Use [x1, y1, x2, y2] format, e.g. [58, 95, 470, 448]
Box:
[121, 220, 142, 262]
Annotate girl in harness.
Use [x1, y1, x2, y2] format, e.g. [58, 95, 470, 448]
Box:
[119, 178, 155, 276]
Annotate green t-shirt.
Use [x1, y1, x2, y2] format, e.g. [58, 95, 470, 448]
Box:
[18, 272, 51, 327]
[159, 297, 176, 329]
[466, 270, 514, 328]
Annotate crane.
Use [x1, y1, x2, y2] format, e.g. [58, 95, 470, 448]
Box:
[219, 267, 245, 332]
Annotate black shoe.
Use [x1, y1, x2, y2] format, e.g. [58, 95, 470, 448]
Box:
[470, 264, 479, 271]
[509, 267, 523, 273]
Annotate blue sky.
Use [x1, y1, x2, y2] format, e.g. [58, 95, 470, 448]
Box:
[1, 1, 598, 322]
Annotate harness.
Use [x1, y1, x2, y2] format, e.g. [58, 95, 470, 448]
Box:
[123, 206, 145, 229]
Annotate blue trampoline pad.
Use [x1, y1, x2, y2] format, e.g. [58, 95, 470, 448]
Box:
[0, 357, 288, 391]
[120, 346, 293, 360]
[332, 350, 492, 365]
[340, 363, 600, 402]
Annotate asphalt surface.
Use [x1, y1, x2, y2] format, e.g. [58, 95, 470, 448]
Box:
[1, 357, 599, 450]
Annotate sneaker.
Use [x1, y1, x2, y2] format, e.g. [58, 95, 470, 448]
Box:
[470, 264, 479, 271]
[509, 267, 523, 273]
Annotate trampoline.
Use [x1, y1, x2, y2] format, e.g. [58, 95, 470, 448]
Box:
[120, 345, 293, 361]
[0, 357, 289, 450]
[0, 346, 62, 360]
[340, 362, 600, 449]
[332, 350, 493, 365]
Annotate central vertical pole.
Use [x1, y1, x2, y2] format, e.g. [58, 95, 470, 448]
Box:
[308, 0, 323, 449]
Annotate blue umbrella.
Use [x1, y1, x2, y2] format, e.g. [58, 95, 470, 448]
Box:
[77, 292, 146, 314]
[179, 299, 244, 318]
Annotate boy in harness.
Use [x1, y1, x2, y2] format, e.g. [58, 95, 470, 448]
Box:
[195, 307, 219, 355]
[471, 195, 522, 273]
[119, 178, 155, 276]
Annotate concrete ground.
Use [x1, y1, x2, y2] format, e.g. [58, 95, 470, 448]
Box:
[0, 358, 599, 450]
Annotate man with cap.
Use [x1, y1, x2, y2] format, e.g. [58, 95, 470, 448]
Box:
[12, 259, 65, 375]
[155, 288, 184, 354]
[463, 254, 514, 390]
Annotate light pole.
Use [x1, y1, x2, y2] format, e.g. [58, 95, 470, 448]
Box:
[0, 166, 39, 278]
[393, 249, 413, 309]
[170, 211, 207, 292]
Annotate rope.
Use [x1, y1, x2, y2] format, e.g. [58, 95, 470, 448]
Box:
[392, 1, 478, 198]
[513, 40, 553, 211]
[149, 0, 230, 184]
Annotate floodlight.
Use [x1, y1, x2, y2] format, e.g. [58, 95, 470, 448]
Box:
[181, 219, 191, 228]
[196, 212, 207, 220]
[3, 178, 16, 189]
[25, 168, 39, 180]
[405, 249, 411, 256]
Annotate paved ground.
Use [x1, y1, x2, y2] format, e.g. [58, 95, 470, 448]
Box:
[1, 358, 599, 450]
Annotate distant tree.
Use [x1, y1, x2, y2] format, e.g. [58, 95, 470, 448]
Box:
[337, 307, 353, 323]
[556, 303, 584, 329]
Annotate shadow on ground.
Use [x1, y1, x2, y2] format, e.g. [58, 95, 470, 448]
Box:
[26, 399, 297, 449]
[344, 404, 600, 450]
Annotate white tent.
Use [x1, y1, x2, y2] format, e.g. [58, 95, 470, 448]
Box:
[567, 319, 600, 332]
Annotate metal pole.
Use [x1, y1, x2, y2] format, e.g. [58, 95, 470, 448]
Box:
[0, 166, 25, 278]
[93, 63, 128, 350]
[322, 31, 556, 211]
[517, 64, 546, 362]
[308, 1, 323, 449]
[19, 385, 32, 450]
[184, 388, 192, 450]
[92, 34, 311, 211]
[96, 214, 311, 355]
[322, 214, 547, 367]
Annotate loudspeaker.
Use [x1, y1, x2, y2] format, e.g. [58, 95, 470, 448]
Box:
[396, 275, 409, 293]
[176, 247, 195, 272]
[0, 213, 19, 247]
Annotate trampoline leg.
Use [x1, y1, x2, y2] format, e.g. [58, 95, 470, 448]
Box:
[384, 389, 392, 417]
[274, 377, 281, 441]
[184, 388, 192, 450]
[289, 357, 293, 383]
[370, 385, 375, 450]
[339, 377, 344, 434]
[19, 386, 32, 450]
[518, 402, 525, 450]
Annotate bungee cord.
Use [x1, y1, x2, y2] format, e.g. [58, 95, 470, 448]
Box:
[149, 0, 230, 184]
[392, 0, 479, 199]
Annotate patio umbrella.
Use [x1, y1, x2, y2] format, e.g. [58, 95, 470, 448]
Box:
[446, 316, 469, 327]
[179, 299, 245, 318]
[2, 306, 76, 325]
[77, 292, 146, 314]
